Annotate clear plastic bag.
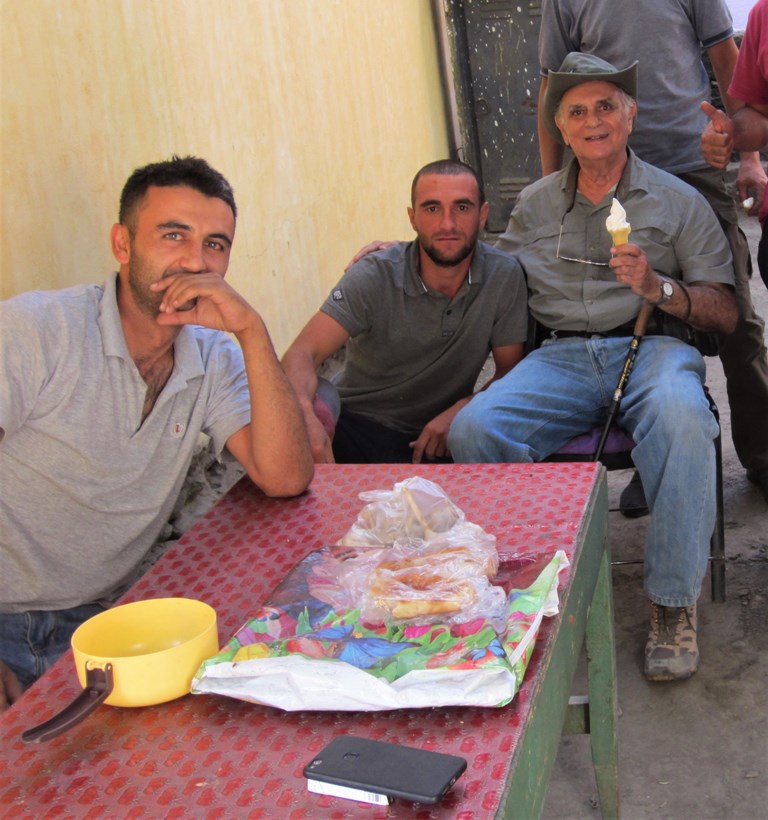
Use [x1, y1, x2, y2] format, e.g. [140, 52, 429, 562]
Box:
[337, 476, 464, 547]
[331, 478, 505, 628]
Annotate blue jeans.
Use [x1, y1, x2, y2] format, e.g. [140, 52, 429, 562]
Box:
[0, 604, 106, 690]
[449, 335, 718, 607]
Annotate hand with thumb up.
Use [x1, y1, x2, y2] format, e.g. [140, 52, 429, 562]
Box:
[700, 101, 735, 170]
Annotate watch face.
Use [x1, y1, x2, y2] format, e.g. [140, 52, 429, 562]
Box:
[662, 281, 674, 299]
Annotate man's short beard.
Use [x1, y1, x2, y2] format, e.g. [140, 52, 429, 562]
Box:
[421, 239, 476, 268]
[127, 254, 197, 317]
[128, 264, 164, 318]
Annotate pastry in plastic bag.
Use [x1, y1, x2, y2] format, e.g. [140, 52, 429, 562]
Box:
[360, 525, 506, 627]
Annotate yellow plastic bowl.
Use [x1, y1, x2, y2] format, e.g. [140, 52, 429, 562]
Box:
[71, 598, 218, 707]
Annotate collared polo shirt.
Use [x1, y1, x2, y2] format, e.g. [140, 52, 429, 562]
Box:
[0, 273, 251, 611]
[321, 240, 528, 435]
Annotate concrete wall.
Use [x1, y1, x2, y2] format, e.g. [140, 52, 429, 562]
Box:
[1, 0, 448, 352]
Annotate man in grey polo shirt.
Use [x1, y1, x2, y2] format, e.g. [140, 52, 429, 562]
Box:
[0, 156, 313, 708]
[281, 160, 528, 464]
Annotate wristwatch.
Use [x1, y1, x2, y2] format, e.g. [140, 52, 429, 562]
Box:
[651, 277, 675, 306]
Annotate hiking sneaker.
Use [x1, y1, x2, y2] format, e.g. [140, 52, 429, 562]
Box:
[644, 603, 699, 681]
[619, 470, 649, 518]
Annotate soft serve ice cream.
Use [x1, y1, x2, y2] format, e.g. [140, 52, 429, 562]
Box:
[606, 198, 631, 246]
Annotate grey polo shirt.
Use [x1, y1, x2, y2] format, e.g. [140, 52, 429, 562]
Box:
[0, 273, 251, 612]
[321, 240, 528, 435]
[495, 151, 734, 332]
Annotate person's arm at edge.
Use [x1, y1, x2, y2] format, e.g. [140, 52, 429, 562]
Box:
[731, 104, 768, 152]
[706, 38, 767, 203]
[538, 76, 565, 176]
[281, 311, 351, 464]
[701, 102, 768, 167]
[409, 342, 524, 463]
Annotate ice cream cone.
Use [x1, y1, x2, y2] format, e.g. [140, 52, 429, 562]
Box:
[606, 198, 631, 247]
[608, 227, 631, 246]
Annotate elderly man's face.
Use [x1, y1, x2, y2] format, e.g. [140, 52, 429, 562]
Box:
[555, 81, 636, 163]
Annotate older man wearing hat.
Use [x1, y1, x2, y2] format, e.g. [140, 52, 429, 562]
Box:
[449, 53, 738, 681]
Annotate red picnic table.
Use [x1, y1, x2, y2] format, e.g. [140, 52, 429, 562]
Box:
[0, 462, 617, 818]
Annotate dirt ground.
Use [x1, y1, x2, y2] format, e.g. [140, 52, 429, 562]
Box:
[543, 211, 768, 819]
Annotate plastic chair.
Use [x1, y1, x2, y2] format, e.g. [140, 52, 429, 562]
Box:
[544, 391, 726, 602]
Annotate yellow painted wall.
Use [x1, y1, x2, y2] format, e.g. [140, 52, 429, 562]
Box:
[1, 0, 448, 352]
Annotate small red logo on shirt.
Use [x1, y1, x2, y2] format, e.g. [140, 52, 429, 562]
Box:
[171, 422, 185, 437]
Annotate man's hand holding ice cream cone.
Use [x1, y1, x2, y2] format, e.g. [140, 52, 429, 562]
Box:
[606, 198, 665, 303]
[604, 197, 735, 331]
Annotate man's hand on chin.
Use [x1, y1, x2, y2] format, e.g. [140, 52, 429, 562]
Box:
[151, 273, 257, 335]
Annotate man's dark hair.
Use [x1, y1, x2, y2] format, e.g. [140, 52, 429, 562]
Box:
[118, 155, 237, 227]
[410, 159, 485, 206]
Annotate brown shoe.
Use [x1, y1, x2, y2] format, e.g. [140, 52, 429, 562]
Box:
[644, 603, 699, 681]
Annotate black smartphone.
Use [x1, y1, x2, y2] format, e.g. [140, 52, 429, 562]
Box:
[303, 735, 467, 805]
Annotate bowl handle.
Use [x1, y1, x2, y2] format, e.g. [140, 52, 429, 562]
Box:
[21, 663, 114, 743]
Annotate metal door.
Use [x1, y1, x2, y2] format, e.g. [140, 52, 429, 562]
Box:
[435, 0, 543, 234]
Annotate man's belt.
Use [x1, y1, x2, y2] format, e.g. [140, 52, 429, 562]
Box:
[541, 314, 662, 340]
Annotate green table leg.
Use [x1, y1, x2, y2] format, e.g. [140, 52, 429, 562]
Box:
[495, 471, 616, 819]
[585, 546, 620, 819]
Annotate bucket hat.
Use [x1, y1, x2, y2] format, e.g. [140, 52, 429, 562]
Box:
[543, 52, 638, 144]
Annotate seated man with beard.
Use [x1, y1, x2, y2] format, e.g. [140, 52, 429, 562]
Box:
[281, 159, 529, 464]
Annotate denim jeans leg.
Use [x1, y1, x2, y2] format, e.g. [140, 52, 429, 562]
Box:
[0, 604, 106, 691]
[0, 613, 41, 689]
[448, 341, 609, 462]
[618, 338, 717, 606]
[449, 334, 717, 606]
